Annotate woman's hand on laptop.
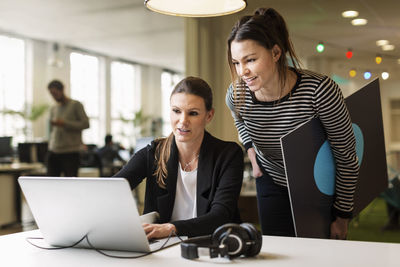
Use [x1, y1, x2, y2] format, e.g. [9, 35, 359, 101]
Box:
[143, 223, 177, 239]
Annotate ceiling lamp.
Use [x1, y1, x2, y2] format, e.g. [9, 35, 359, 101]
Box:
[349, 69, 356, 78]
[351, 18, 368, 26]
[144, 0, 247, 17]
[382, 44, 395, 51]
[376, 40, 389, 46]
[342, 10, 359, 18]
[47, 43, 64, 68]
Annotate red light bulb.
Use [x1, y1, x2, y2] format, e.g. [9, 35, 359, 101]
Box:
[346, 50, 353, 59]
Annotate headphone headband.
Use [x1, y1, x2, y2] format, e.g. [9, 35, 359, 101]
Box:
[180, 223, 262, 260]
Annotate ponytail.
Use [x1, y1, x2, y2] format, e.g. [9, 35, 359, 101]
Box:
[153, 134, 173, 189]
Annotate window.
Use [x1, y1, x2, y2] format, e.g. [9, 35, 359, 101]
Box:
[110, 61, 140, 149]
[161, 71, 182, 136]
[70, 52, 100, 145]
[0, 35, 26, 144]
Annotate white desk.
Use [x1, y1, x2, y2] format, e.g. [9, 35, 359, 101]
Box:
[1, 230, 399, 267]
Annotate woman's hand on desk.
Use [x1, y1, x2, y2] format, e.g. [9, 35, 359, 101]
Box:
[143, 223, 177, 239]
[330, 217, 349, 240]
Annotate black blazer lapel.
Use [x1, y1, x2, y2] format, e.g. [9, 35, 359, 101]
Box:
[157, 136, 179, 222]
[196, 132, 213, 216]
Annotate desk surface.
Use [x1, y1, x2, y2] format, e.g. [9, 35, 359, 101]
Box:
[1, 230, 399, 267]
[0, 162, 45, 173]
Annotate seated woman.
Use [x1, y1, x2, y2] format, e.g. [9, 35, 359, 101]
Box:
[114, 76, 244, 239]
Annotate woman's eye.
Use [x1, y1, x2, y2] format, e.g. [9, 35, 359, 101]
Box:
[232, 61, 239, 66]
[247, 58, 255, 63]
[172, 109, 180, 113]
[189, 111, 199, 116]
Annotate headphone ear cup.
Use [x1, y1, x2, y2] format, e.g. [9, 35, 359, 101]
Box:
[212, 223, 248, 258]
[239, 223, 262, 257]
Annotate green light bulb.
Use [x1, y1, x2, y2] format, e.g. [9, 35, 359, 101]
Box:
[316, 43, 325, 53]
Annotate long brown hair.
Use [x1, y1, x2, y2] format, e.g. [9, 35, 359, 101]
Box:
[153, 76, 213, 188]
[227, 7, 301, 111]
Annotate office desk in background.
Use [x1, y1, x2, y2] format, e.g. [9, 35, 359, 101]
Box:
[1, 230, 399, 267]
[0, 163, 45, 227]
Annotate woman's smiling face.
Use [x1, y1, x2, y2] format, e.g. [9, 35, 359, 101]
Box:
[230, 39, 280, 92]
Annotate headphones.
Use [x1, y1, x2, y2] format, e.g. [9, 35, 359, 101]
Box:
[180, 223, 262, 259]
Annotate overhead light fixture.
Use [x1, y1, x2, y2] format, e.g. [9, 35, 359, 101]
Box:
[376, 40, 389, 46]
[144, 0, 247, 17]
[382, 44, 395, 51]
[351, 18, 368, 26]
[47, 43, 64, 68]
[342, 10, 359, 18]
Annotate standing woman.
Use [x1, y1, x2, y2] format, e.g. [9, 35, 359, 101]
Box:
[115, 76, 244, 239]
[226, 8, 359, 239]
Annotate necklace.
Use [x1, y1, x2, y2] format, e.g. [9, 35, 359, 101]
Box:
[182, 154, 199, 172]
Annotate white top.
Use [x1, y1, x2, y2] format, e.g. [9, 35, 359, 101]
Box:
[1, 230, 400, 267]
[171, 163, 197, 221]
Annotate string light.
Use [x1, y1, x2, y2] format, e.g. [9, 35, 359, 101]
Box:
[312, 38, 398, 77]
[375, 55, 382, 64]
[381, 72, 389, 80]
[346, 49, 353, 59]
[316, 42, 325, 53]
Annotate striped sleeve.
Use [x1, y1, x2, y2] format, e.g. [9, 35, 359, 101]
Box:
[226, 84, 253, 150]
[314, 75, 360, 218]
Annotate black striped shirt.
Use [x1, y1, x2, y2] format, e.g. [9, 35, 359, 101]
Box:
[226, 69, 359, 217]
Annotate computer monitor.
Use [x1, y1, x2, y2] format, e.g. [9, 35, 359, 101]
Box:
[18, 142, 48, 163]
[0, 136, 13, 162]
[134, 137, 154, 154]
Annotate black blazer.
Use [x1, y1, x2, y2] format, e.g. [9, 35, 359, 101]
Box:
[114, 131, 244, 237]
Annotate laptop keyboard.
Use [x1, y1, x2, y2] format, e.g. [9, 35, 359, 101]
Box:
[148, 239, 159, 245]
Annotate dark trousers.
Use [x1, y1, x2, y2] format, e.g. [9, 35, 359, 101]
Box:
[386, 202, 400, 225]
[47, 152, 80, 177]
[256, 171, 295, 237]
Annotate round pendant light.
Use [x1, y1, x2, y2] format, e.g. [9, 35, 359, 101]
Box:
[144, 0, 247, 17]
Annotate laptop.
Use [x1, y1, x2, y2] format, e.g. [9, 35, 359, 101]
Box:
[18, 176, 182, 252]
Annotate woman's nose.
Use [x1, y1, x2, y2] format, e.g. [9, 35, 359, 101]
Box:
[179, 113, 188, 123]
[237, 64, 249, 77]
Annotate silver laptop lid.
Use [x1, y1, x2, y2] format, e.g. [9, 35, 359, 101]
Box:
[18, 176, 151, 252]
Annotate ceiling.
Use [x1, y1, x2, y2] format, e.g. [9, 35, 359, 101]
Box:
[0, 0, 399, 74]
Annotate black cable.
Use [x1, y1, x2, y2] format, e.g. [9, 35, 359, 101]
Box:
[84, 230, 179, 259]
[26, 235, 87, 250]
[26, 230, 183, 258]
